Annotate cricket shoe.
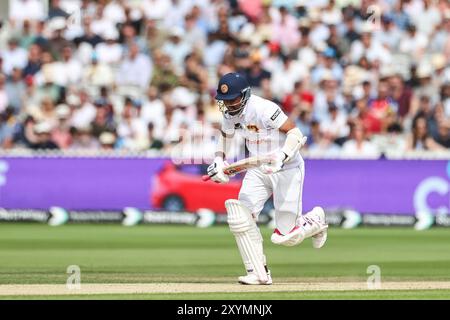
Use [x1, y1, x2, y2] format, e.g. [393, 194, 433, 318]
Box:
[308, 207, 328, 249]
[271, 225, 304, 247]
[238, 270, 272, 285]
[271, 207, 328, 247]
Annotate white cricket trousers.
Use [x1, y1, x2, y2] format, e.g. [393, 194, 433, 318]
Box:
[238, 161, 305, 233]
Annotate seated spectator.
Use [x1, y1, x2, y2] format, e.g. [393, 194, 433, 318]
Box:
[51, 104, 73, 149]
[270, 53, 308, 100]
[50, 45, 82, 87]
[29, 121, 59, 150]
[406, 115, 446, 151]
[90, 100, 117, 138]
[435, 121, 450, 149]
[0, 74, 9, 113]
[95, 29, 123, 65]
[180, 53, 209, 93]
[342, 123, 379, 157]
[69, 125, 99, 150]
[0, 107, 19, 148]
[349, 24, 392, 66]
[116, 97, 148, 150]
[99, 131, 117, 150]
[319, 104, 350, 145]
[2, 38, 28, 76]
[83, 52, 115, 88]
[74, 16, 104, 48]
[311, 47, 343, 85]
[48, 0, 70, 20]
[162, 27, 192, 76]
[244, 54, 271, 89]
[23, 44, 43, 78]
[116, 42, 153, 89]
[70, 90, 96, 130]
[5, 68, 26, 113]
[282, 80, 314, 114]
[147, 122, 164, 150]
[9, 0, 46, 25]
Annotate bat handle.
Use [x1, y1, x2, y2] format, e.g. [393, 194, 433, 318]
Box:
[202, 175, 211, 181]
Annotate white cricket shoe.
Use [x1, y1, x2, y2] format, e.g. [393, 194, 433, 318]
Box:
[271, 225, 304, 246]
[271, 207, 328, 247]
[238, 270, 272, 285]
[309, 207, 328, 249]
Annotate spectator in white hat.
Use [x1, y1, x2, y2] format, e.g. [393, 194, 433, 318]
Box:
[95, 29, 123, 65]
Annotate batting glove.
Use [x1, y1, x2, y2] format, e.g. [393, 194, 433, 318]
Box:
[207, 157, 230, 183]
[260, 151, 288, 174]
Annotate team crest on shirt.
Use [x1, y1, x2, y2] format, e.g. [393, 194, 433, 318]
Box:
[221, 84, 228, 93]
[246, 124, 259, 132]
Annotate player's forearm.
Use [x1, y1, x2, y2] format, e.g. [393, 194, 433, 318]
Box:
[281, 127, 306, 161]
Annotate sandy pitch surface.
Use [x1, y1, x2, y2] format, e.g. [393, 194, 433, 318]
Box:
[1, 282, 450, 296]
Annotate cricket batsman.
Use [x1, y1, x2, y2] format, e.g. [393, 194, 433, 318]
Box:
[206, 73, 328, 285]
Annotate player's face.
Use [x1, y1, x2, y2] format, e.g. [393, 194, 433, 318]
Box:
[223, 96, 242, 112]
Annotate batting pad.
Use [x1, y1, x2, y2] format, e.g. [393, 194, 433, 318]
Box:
[225, 199, 269, 283]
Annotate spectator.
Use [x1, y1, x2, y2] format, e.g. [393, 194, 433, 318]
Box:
[342, 123, 379, 157]
[349, 24, 392, 66]
[308, 131, 342, 157]
[282, 80, 314, 114]
[435, 121, 450, 148]
[162, 27, 192, 76]
[319, 104, 350, 144]
[413, 0, 441, 36]
[69, 125, 99, 149]
[29, 121, 59, 150]
[70, 90, 96, 130]
[406, 115, 446, 151]
[270, 53, 308, 100]
[116, 42, 152, 89]
[90, 100, 117, 139]
[399, 23, 428, 61]
[95, 29, 123, 65]
[245, 54, 271, 89]
[48, 0, 70, 20]
[51, 103, 72, 149]
[51, 45, 82, 87]
[74, 17, 104, 48]
[5, 68, 26, 113]
[2, 38, 28, 76]
[9, 0, 46, 25]
[147, 122, 164, 150]
[23, 44, 43, 78]
[0, 74, 9, 113]
[82, 52, 115, 88]
[116, 97, 147, 150]
[311, 47, 343, 85]
[271, 6, 301, 51]
[0, 107, 19, 148]
[180, 53, 209, 92]
[99, 131, 117, 150]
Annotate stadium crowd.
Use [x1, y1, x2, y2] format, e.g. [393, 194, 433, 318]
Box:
[0, 0, 449, 159]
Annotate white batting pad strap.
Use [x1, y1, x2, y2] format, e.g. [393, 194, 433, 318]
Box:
[225, 199, 268, 283]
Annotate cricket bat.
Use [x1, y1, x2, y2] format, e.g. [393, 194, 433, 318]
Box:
[202, 156, 272, 181]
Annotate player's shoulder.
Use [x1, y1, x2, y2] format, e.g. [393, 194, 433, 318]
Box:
[248, 94, 280, 113]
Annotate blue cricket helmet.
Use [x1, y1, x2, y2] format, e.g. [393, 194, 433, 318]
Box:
[215, 72, 250, 101]
[215, 72, 251, 118]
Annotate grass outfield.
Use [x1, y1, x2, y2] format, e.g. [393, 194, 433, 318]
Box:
[0, 223, 449, 299]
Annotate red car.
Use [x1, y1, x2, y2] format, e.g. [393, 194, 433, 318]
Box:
[151, 161, 242, 213]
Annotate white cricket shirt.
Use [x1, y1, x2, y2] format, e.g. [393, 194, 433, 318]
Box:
[221, 94, 302, 170]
